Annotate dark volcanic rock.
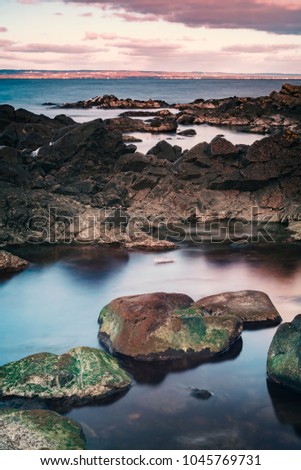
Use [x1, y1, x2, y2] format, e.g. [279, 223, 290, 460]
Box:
[116, 152, 150, 172]
[0, 409, 86, 450]
[0, 250, 29, 273]
[267, 315, 301, 394]
[147, 140, 182, 161]
[0, 87, 301, 248]
[195, 290, 282, 326]
[0, 106, 74, 151]
[105, 116, 178, 133]
[177, 128, 197, 136]
[175, 83, 301, 134]
[98, 292, 243, 361]
[61, 94, 170, 109]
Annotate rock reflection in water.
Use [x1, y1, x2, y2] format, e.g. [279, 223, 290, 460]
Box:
[267, 380, 301, 438]
[118, 338, 243, 385]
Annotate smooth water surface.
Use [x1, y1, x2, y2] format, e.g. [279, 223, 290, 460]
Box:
[1, 243, 301, 449]
[1, 78, 301, 113]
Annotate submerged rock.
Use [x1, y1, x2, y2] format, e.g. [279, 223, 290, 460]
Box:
[195, 290, 282, 326]
[267, 315, 301, 394]
[190, 388, 213, 400]
[124, 238, 176, 252]
[0, 250, 29, 273]
[98, 292, 243, 361]
[0, 409, 85, 450]
[0, 347, 131, 403]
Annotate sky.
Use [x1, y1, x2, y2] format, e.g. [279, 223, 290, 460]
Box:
[0, 0, 301, 73]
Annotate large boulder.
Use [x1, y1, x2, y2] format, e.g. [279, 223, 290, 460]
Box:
[195, 290, 282, 326]
[98, 292, 243, 361]
[267, 315, 301, 393]
[0, 347, 131, 402]
[147, 140, 182, 162]
[0, 250, 29, 273]
[0, 409, 85, 450]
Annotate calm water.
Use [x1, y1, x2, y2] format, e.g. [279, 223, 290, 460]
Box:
[1, 78, 301, 115]
[2, 77, 298, 148]
[1, 243, 301, 449]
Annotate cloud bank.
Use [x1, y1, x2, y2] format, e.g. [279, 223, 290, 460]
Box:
[56, 0, 301, 34]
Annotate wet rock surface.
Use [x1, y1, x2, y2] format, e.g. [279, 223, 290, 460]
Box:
[0, 347, 131, 403]
[195, 290, 282, 326]
[98, 292, 243, 361]
[267, 315, 301, 393]
[0, 250, 29, 272]
[0, 409, 86, 450]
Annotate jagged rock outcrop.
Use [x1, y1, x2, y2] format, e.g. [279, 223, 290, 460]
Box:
[104, 115, 178, 133]
[1, 85, 301, 248]
[59, 94, 170, 109]
[175, 83, 301, 134]
[98, 292, 243, 361]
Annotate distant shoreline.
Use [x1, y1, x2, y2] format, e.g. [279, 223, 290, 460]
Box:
[1, 70, 301, 80]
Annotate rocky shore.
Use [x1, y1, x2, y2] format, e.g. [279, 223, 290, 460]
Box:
[1, 83, 301, 449]
[0, 83, 301, 248]
[54, 82, 301, 135]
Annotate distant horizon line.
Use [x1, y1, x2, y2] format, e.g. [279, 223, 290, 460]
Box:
[1, 69, 301, 80]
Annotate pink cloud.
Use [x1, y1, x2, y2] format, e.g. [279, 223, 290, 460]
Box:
[0, 39, 15, 48]
[79, 12, 93, 16]
[222, 44, 301, 53]
[114, 12, 157, 22]
[84, 31, 99, 40]
[111, 39, 181, 57]
[0, 27, 8, 33]
[58, 0, 301, 34]
[84, 31, 128, 40]
[6, 42, 104, 54]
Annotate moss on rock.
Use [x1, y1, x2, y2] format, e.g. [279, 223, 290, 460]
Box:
[98, 292, 243, 361]
[0, 409, 86, 450]
[267, 314, 301, 393]
[0, 347, 131, 402]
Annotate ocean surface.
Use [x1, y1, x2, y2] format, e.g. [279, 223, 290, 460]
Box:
[1, 78, 301, 450]
[1, 77, 301, 113]
[2, 77, 301, 151]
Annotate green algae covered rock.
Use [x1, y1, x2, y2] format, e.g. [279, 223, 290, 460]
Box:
[0, 347, 131, 402]
[98, 292, 243, 361]
[0, 409, 85, 450]
[267, 314, 301, 393]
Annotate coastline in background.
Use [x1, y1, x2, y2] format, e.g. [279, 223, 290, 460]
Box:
[1, 77, 301, 117]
